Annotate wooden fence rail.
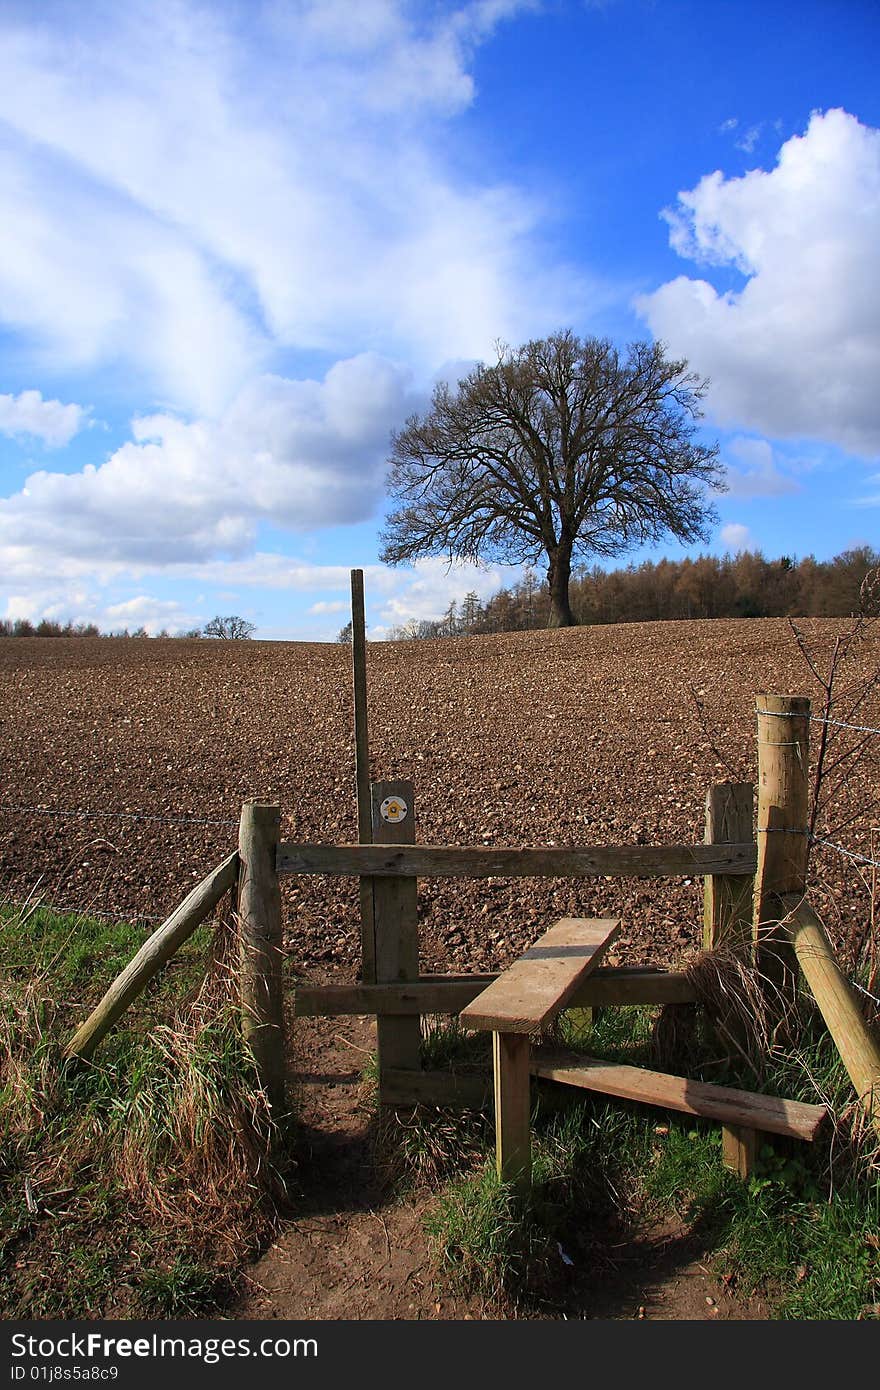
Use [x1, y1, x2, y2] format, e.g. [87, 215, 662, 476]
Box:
[277, 841, 756, 879]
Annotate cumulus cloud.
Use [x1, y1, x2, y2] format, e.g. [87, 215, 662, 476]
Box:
[0, 354, 418, 569]
[638, 109, 880, 457]
[2, 586, 198, 635]
[374, 555, 507, 633]
[719, 523, 753, 552]
[721, 437, 799, 499]
[0, 0, 579, 417]
[0, 389, 89, 447]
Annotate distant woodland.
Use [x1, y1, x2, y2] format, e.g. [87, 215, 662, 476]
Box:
[383, 546, 880, 640]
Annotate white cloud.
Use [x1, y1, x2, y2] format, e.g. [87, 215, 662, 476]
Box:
[722, 437, 799, 499]
[309, 600, 347, 615]
[0, 0, 580, 417]
[735, 124, 762, 154]
[719, 523, 753, 552]
[0, 354, 418, 570]
[0, 389, 89, 447]
[3, 587, 198, 636]
[638, 109, 880, 457]
[374, 555, 507, 632]
[102, 596, 199, 635]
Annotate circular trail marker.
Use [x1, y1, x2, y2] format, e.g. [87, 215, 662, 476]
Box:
[380, 795, 408, 824]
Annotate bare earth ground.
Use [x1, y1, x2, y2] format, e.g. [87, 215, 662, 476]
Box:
[1, 618, 876, 1320]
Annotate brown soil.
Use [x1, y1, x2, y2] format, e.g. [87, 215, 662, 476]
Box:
[1, 617, 875, 1320]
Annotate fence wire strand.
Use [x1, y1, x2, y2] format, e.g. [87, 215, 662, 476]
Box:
[0, 803, 238, 828]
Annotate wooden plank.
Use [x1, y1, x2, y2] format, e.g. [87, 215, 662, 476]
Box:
[459, 917, 621, 1034]
[531, 1054, 827, 1141]
[294, 976, 496, 1016]
[783, 894, 880, 1139]
[64, 851, 239, 1061]
[575, 966, 697, 1007]
[494, 1032, 531, 1190]
[372, 780, 421, 1082]
[291, 966, 697, 1017]
[277, 841, 756, 879]
[703, 782, 755, 951]
[379, 1068, 491, 1109]
[350, 569, 376, 985]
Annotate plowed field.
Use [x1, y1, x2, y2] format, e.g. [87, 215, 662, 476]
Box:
[1, 617, 877, 977]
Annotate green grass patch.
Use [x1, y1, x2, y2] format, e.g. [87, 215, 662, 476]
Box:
[0, 900, 292, 1319]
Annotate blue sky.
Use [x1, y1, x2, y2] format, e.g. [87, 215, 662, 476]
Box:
[0, 0, 878, 639]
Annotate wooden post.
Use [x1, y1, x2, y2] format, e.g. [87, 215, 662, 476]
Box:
[721, 1122, 758, 1179]
[783, 895, 880, 1140]
[64, 851, 240, 1062]
[494, 1032, 531, 1192]
[238, 802, 286, 1119]
[350, 569, 376, 984]
[703, 782, 754, 951]
[372, 779, 422, 1094]
[754, 695, 810, 998]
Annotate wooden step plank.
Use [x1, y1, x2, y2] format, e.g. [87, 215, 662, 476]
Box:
[531, 1054, 827, 1141]
[459, 917, 621, 1034]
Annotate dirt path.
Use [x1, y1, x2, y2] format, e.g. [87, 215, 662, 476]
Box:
[234, 1009, 769, 1323]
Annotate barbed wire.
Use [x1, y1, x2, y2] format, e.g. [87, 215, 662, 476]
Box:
[811, 715, 880, 737]
[1, 889, 166, 925]
[0, 803, 238, 828]
[809, 834, 880, 871]
[850, 979, 880, 1008]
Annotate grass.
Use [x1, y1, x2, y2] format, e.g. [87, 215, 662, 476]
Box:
[420, 988, 880, 1319]
[0, 898, 293, 1319]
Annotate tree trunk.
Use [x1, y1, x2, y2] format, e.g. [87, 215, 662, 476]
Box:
[547, 546, 575, 627]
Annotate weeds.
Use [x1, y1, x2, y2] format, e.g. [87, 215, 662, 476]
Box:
[0, 899, 292, 1318]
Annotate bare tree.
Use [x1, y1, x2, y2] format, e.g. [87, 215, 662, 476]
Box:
[381, 331, 723, 627]
[203, 614, 256, 639]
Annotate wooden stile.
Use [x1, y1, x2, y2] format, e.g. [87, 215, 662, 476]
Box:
[462, 917, 621, 1189]
[64, 851, 239, 1062]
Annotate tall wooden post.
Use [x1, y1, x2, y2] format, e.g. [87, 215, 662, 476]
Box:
[703, 781, 755, 951]
[350, 569, 376, 984]
[238, 801, 286, 1120]
[754, 695, 811, 999]
[372, 779, 422, 1096]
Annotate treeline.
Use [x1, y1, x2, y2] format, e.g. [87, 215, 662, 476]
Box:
[0, 618, 202, 639]
[0, 613, 253, 640]
[385, 547, 880, 640]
